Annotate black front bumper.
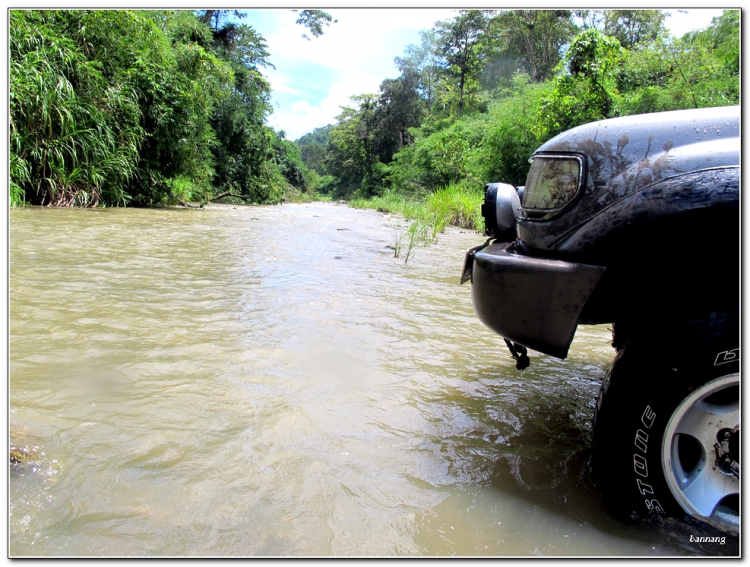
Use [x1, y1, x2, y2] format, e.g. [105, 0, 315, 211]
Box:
[464, 242, 605, 359]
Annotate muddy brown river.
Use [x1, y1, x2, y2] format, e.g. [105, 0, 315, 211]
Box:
[9, 202, 738, 556]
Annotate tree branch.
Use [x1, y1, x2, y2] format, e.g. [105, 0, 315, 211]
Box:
[209, 192, 256, 202]
[167, 189, 200, 208]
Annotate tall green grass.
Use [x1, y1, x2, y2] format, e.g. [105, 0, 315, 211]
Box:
[425, 185, 484, 232]
[350, 184, 484, 262]
[350, 184, 483, 231]
[283, 185, 316, 203]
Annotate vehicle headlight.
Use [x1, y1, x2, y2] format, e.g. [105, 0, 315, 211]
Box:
[520, 154, 585, 221]
[481, 183, 521, 241]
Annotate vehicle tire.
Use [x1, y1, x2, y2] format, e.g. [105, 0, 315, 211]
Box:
[592, 323, 739, 529]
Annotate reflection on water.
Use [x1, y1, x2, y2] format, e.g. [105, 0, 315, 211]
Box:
[9, 203, 737, 556]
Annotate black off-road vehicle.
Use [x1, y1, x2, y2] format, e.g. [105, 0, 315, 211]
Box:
[461, 105, 739, 529]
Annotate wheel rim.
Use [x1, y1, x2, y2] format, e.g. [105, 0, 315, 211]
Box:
[662, 373, 740, 527]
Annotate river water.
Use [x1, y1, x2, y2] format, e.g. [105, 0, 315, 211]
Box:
[9, 202, 737, 557]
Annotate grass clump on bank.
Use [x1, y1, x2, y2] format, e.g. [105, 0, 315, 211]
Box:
[350, 184, 484, 262]
[350, 184, 483, 231]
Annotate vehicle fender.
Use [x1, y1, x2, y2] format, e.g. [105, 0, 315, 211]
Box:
[555, 167, 739, 256]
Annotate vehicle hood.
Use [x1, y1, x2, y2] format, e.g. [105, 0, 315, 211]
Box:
[519, 105, 740, 250]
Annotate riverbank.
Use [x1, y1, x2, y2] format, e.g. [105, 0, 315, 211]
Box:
[349, 184, 483, 232]
[345, 185, 484, 261]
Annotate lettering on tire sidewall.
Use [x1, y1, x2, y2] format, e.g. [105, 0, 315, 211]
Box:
[714, 348, 739, 366]
[633, 404, 665, 515]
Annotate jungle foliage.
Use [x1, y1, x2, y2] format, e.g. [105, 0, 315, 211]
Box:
[303, 9, 739, 204]
[10, 9, 324, 207]
[10, 9, 739, 214]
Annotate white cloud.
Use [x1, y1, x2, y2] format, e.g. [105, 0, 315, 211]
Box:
[291, 100, 312, 112]
[663, 9, 726, 38]
[262, 8, 454, 138]
[268, 72, 387, 139]
[264, 68, 305, 95]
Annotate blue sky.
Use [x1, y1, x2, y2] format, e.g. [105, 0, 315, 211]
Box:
[242, 9, 728, 140]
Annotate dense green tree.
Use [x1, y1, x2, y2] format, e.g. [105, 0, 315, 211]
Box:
[324, 95, 379, 198]
[204, 18, 283, 203]
[210, 93, 282, 203]
[11, 8, 739, 210]
[296, 124, 333, 147]
[10, 8, 338, 208]
[298, 142, 327, 176]
[434, 10, 491, 115]
[297, 124, 334, 174]
[539, 29, 624, 135]
[606, 10, 665, 47]
[489, 10, 577, 83]
[137, 10, 233, 204]
[395, 30, 442, 113]
[321, 68, 426, 198]
[309, 9, 738, 201]
[371, 69, 424, 161]
[683, 10, 739, 74]
[618, 32, 739, 112]
[578, 9, 666, 49]
[272, 133, 308, 189]
[293, 10, 337, 40]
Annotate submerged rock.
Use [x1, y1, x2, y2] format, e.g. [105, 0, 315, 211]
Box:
[10, 423, 42, 464]
[9, 443, 42, 464]
[10, 447, 31, 464]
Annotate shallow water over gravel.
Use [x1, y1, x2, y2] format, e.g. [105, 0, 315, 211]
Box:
[9, 202, 737, 556]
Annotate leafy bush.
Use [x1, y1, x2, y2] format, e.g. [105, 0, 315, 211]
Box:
[538, 29, 624, 137]
[315, 175, 338, 195]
